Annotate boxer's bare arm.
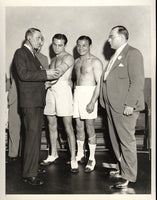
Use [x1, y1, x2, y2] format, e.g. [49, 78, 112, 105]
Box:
[54, 54, 74, 78]
[45, 59, 58, 88]
[46, 54, 74, 87]
[46, 59, 60, 80]
[86, 59, 103, 113]
[74, 58, 81, 86]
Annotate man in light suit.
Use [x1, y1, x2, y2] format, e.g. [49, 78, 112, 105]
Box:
[99, 25, 145, 188]
[13, 28, 59, 185]
[7, 78, 21, 162]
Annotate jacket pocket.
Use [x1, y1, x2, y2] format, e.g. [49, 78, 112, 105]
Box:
[118, 67, 128, 79]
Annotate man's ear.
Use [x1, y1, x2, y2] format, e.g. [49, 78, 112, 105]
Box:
[27, 35, 31, 41]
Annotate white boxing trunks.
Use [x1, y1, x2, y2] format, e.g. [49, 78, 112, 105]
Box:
[73, 86, 98, 119]
[44, 81, 73, 116]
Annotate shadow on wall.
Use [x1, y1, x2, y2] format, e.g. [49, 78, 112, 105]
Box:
[73, 46, 80, 60]
[49, 44, 56, 60]
[103, 40, 115, 61]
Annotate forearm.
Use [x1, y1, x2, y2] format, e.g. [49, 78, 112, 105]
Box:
[86, 84, 100, 113]
[52, 64, 70, 78]
[89, 84, 100, 104]
[90, 59, 103, 104]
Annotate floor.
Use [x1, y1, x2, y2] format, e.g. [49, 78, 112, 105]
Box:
[6, 150, 151, 194]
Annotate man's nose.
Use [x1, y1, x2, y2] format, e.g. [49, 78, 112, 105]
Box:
[56, 45, 59, 50]
[79, 47, 83, 50]
[38, 39, 42, 44]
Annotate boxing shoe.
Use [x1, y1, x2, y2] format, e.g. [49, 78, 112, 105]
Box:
[76, 155, 86, 164]
[71, 160, 79, 173]
[40, 155, 58, 166]
[84, 159, 96, 173]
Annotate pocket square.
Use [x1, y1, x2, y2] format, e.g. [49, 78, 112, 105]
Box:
[118, 63, 124, 67]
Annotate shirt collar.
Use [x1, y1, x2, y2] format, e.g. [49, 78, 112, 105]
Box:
[24, 43, 34, 55]
[115, 42, 127, 56]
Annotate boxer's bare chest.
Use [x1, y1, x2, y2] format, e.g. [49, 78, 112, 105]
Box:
[51, 53, 68, 69]
[76, 58, 93, 75]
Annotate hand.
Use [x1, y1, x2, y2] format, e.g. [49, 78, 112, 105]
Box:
[45, 80, 58, 89]
[45, 81, 54, 89]
[45, 81, 51, 89]
[47, 69, 60, 79]
[86, 102, 95, 113]
[123, 106, 134, 116]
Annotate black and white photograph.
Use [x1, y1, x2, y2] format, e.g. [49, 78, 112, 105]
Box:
[0, 0, 156, 200]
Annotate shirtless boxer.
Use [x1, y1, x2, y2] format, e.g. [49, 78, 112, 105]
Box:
[73, 35, 103, 172]
[41, 34, 78, 173]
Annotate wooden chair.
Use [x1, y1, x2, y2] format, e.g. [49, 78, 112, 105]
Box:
[135, 102, 149, 151]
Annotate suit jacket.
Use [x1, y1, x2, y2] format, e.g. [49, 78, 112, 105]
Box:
[100, 44, 145, 113]
[13, 46, 47, 108]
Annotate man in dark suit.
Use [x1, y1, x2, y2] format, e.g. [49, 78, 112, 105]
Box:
[7, 35, 49, 165]
[13, 28, 58, 185]
[99, 25, 145, 188]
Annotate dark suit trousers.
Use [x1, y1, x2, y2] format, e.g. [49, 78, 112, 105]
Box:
[21, 107, 43, 177]
[102, 82, 139, 182]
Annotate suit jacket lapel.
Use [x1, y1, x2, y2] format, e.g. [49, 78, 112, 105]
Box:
[23, 46, 34, 58]
[110, 44, 130, 72]
[23, 46, 42, 70]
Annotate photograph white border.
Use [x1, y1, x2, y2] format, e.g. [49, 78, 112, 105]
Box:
[0, 0, 156, 200]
